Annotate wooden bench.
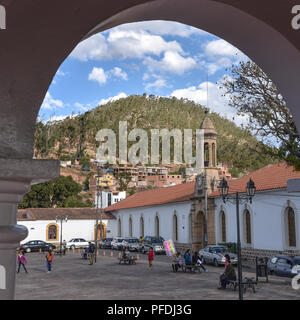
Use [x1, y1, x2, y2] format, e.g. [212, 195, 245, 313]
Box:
[118, 256, 137, 265]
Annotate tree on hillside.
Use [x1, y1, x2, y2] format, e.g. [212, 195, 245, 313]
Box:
[221, 60, 300, 169]
[19, 176, 93, 208]
[115, 172, 132, 192]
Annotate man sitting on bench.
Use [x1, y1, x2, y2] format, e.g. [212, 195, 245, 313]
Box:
[218, 254, 236, 289]
[192, 252, 208, 273]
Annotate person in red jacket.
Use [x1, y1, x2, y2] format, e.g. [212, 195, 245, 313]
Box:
[148, 247, 154, 269]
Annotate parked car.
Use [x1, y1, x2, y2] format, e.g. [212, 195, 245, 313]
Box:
[111, 237, 126, 250]
[122, 238, 140, 251]
[20, 240, 56, 253]
[99, 238, 113, 249]
[140, 236, 165, 255]
[199, 245, 238, 267]
[267, 255, 300, 278]
[66, 238, 93, 249]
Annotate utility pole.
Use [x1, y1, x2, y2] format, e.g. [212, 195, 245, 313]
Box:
[95, 164, 100, 263]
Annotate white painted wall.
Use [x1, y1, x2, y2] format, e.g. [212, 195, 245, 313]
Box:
[113, 201, 192, 243]
[18, 219, 117, 244]
[214, 191, 300, 251]
[95, 191, 126, 209]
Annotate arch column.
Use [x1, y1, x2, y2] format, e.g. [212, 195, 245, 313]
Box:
[0, 159, 59, 300]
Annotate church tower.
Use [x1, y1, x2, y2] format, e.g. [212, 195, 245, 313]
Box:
[190, 112, 219, 251]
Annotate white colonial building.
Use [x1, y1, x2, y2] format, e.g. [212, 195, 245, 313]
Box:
[211, 163, 300, 262]
[18, 208, 117, 244]
[95, 190, 126, 209]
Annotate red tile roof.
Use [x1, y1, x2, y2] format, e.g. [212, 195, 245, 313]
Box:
[18, 208, 115, 221]
[104, 182, 196, 212]
[210, 162, 300, 197]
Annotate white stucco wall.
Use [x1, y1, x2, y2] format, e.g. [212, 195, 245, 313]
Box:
[113, 201, 192, 243]
[18, 219, 117, 244]
[214, 190, 300, 251]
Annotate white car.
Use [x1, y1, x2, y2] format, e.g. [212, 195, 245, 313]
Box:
[66, 238, 93, 249]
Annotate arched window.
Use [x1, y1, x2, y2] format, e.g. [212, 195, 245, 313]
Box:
[212, 143, 216, 167]
[140, 216, 144, 237]
[118, 218, 122, 237]
[188, 214, 193, 242]
[46, 223, 59, 241]
[173, 213, 178, 241]
[244, 210, 252, 245]
[129, 216, 133, 237]
[286, 207, 296, 247]
[220, 211, 226, 243]
[204, 143, 209, 167]
[155, 215, 160, 237]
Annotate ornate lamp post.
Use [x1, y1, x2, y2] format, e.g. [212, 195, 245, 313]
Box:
[55, 215, 68, 256]
[218, 177, 256, 300]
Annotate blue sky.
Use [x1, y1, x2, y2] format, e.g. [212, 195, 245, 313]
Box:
[40, 21, 248, 125]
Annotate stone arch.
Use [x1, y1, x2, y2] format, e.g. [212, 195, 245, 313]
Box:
[194, 211, 205, 248]
[95, 222, 106, 240]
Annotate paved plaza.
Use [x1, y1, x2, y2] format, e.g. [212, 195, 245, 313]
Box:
[15, 249, 300, 300]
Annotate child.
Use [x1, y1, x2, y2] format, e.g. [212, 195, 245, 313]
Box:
[17, 251, 28, 274]
[46, 249, 54, 273]
[148, 247, 154, 269]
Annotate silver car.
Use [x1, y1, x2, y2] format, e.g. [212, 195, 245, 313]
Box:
[122, 238, 140, 251]
[199, 245, 238, 267]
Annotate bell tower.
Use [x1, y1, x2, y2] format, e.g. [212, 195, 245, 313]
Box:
[190, 112, 219, 251]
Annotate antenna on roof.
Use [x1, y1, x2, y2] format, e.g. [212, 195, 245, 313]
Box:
[206, 71, 209, 111]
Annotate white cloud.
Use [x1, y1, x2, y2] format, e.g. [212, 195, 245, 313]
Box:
[110, 67, 128, 80]
[170, 80, 247, 126]
[144, 51, 198, 75]
[111, 21, 207, 37]
[88, 67, 107, 85]
[98, 92, 128, 106]
[205, 39, 242, 57]
[71, 29, 184, 62]
[41, 92, 65, 110]
[145, 78, 168, 91]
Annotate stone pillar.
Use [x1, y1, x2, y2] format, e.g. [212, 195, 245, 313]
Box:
[0, 159, 59, 300]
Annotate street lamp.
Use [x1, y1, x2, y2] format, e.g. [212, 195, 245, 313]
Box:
[55, 215, 68, 256]
[218, 177, 256, 300]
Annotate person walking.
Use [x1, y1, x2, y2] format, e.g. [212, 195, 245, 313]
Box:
[88, 241, 95, 265]
[148, 247, 154, 270]
[46, 249, 54, 273]
[17, 251, 28, 274]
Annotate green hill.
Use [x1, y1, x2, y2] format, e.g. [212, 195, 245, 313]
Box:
[34, 94, 277, 177]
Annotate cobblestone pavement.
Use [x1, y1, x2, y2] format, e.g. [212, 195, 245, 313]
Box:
[15, 249, 300, 300]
